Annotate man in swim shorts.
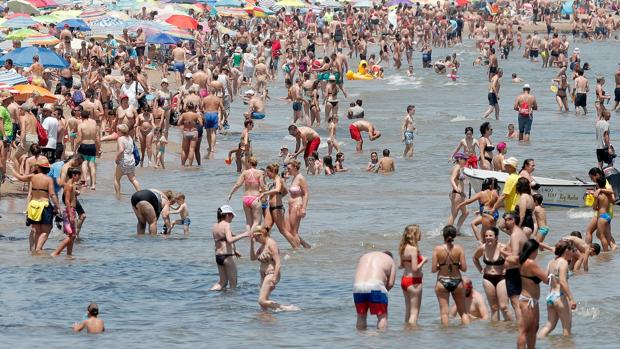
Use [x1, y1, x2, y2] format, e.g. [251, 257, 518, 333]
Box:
[353, 251, 396, 330]
[401, 105, 416, 158]
[76, 110, 100, 190]
[349, 120, 381, 151]
[246, 90, 266, 120]
[171, 44, 187, 84]
[574, 69, 589, 115]
[288, 125, 320, 167]
[201, 90, 224, 159]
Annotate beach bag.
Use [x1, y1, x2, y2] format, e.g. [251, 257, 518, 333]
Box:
[169, 110, 179, 126]
[36, 120, 48, 146]
[135, 82, 148, 112]
[518, 100, 531, 117]
[132, 140, 140, 166]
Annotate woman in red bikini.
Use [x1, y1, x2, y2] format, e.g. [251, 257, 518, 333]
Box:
[398, 224, 427, 326]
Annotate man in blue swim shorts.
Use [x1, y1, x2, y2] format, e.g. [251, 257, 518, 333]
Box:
[201, 92, 224, 159]
[353, 251, 396, 330]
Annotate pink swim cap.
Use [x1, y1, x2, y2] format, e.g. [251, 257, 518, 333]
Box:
[497, 142, 507, 152]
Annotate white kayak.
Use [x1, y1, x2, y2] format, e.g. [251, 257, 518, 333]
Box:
[464, 168, 593, 208]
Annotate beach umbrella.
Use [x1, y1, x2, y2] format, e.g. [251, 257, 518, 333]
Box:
[215, 0, 244, 7]
[27, 0, 58, 8]
[147, 32, 180, 44]
[244, 4, 273, 17]
[108, 0, 140, 10]
[32, 14, 61, 24]
[1, 16, 37, 28]
[5, 28, 41, 40]
[386, 0, 412, 6]
[217, 7, 249, 17]
[561, 1, 574, 15]
[0, 70, 28, 86]
[55, 38, 83, 50]
[352, 0, 372, 8]
[107, 11, 131, 20]
[168, 28, 194, 40]
[455, 0, 469, 6]
[275, 0, 306, 7]
[317, 0, 342, 8]
[7, 0, 40, 15]
[48, 9, 82, 20]
[13, 84, 57, 103]
[22, 33, 60, 46]
[57, 19, 91, 31]
[0, 83, 19, 93]
[79, 7, 108, 22]
[165, 14, 199, 29]
[0, 46, 69, 68]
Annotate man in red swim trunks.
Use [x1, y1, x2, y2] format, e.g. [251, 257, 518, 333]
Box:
[353, 251, 396, 330]
[349, 120, 381, 151]
[288, 125, 320, 167]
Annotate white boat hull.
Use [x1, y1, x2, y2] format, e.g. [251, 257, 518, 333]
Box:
[464, 168, 593, 208]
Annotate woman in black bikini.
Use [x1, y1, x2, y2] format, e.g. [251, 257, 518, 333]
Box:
[448, 153, 469, 234]
[432, 225, 470, 326]
[553, 74, 569, 112]
[516, 177, 537, 236]
[473, 227, 512, 321]
[210, 205, 250, 291]
[478, 121, 494, 170]
[514, 239, 549, 349]
[260, 163, 300, 248]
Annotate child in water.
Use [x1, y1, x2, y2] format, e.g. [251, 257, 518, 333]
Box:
[168, 194, 191, 235]
[73, 303, 105, 334]
[154, 128, 167, 169]
[225, 142, 244, 173]
[366, 151, 379, 172]
[507, 123, 518, 139]
[534, 194, 549, 243]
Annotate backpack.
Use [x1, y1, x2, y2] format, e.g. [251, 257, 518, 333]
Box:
[132, 140, 140, 166]
[72, 90, 84, 105]
[518, 100, 531, 117]
[36, 120, 48, 146]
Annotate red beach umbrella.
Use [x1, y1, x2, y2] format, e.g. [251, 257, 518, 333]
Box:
[165, 14, 198, 30]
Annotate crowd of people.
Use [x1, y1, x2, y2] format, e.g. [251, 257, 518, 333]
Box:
[0, 0, 619, 345]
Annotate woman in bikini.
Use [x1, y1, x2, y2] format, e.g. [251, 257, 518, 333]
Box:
[7, 158, 60, 254]
[250, 225, 292, 311]
[472, 227, 512, 321]
[516, 177, 537, 237]
[432, 225, 470, 326]
[286, 160, 311, 248]
[210, 205, 250, 291]
[513, 239, 549, 349]
[260, 163, 300, 248]
[399, 224, 427, 326]
[324, 75, 339, 124]
[538, 240, 577, 338]
[450, 127, 479, 168]
[448, 152, 469, 235]
[136, 108, 154, 167]
[553, 74, 570, 112]
[478, 121, 494, 170]
[457, 177, 499, 241]
[519, 159, 539, 191]
[228, 156, 263, 233]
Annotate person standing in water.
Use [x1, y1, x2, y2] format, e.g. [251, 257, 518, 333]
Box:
[228, 157, 264, 233]
[353, 251, 396, 330]
[448, 153, 469, 234]
[72, 303, 104, 334]
[210, 205, 250, 291]
[432, 225, 470, 326]
[450, 127, 478, 168]
[483, 68, 503, 120]
[513, 84, 538, 142]
[398, 224, 427, 326]
[401, 105, 416, 159]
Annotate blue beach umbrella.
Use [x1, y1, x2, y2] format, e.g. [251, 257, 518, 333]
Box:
[57, 19, 91, 31]
[0, 70, 28, 85]
[0, 46, 69, 68]
[561, 1, 574, 16]
[215, 0, 244, 7]
[147, 32, 180, 45]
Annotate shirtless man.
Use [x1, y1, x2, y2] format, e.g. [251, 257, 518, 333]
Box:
[500, 212, 528, 322]
[353, 251, 396, 330]
[530, 32, 540, 62]
[401, 105, 416, 158]
[378, 149, 395, 173]
[171, 44, 188, 84]
[513, 84, 538, 142]
[177, 102, 203, 167]
[487, 48, 498, 81]
[288, 78, 304, 124]
[247, 90, 266, 120]
[449, 278, 490, 320]
[254, 57, 269, 96]
[563, 233, 601, 272]
[116, 95, 138, 137]
[349, 120, 381, 151]
[76, 110, 100, 190]
[483, 68, 502, 120]
[201, 89, 224, 159]
[288, 125, 320, 167]
[574, 69, 589, 115]
[80, 89, 104, 131]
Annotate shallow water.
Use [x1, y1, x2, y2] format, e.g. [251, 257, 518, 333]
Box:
[2, 39, 620, 347]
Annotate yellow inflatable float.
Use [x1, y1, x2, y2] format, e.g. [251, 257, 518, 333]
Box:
[346, 60, 382, 80]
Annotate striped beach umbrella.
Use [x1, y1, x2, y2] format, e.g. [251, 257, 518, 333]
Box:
[7, 0, 41, 15]
[1, 16, 37, 28]
[22, 33, 60, 46]
[80, 7, 108, 22]
[5, 28, 41, 40]
[0, 83, 19, 93]
[0, 71, 27, 86]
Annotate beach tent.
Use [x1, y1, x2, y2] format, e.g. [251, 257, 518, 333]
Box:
[0, 46, 69, 68]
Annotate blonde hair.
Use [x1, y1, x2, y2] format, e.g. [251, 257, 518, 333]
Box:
[252, 225, 270, 237]
[398, 224, 421, 263]
[117, 123, 129, 134]
[266, 163, 280, 174]
[248, 156, 258, 167]
[288, 159, 301, 170]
